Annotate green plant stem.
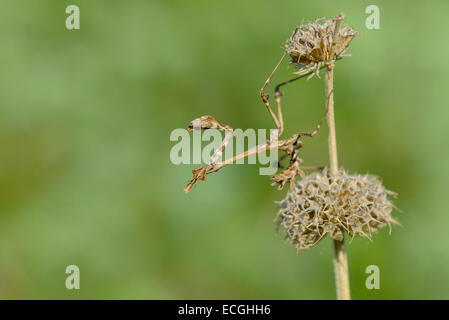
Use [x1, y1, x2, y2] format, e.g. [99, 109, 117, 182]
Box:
[325, 63, 351, 300]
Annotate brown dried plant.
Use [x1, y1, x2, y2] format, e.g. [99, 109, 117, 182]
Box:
[276, 168, 400, 250]
[184, 14, 357, 193]
[182, 13, 398, 300]
[284, 14, 358, 78]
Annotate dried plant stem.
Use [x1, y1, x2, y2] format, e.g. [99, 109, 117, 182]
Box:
[326, 66, 338, 177]
[325, 63, 351, 300]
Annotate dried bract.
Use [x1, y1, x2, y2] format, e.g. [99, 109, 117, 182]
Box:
[276, 168, 399, 251]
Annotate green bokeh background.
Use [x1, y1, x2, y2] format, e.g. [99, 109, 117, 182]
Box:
[0, 0, 447, 299]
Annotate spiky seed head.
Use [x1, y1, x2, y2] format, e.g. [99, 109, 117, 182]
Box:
[284, 13, 358, 76]
[276, 168, 399, 251]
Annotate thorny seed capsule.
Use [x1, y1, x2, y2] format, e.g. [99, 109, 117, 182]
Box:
[284, 13, 358, 78]
[275, 168, 399, 251]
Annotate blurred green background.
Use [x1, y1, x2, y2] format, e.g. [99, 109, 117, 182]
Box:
[0, 0, 447, 299]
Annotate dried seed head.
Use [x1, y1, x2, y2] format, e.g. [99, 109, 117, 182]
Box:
[284, 13, 358, 77]
[276, 168, 399, 251]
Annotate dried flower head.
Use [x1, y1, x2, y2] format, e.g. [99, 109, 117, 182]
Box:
[276, 168, 399, 251]
[284, 13, 358, 77]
